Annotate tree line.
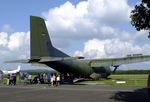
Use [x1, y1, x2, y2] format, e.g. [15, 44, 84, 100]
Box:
[113, 70, 150, 74]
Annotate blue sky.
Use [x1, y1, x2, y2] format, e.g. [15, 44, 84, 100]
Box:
[0, 0, 150, 71]
[0, 0, 140, 32]
[0, 0, 67, 31]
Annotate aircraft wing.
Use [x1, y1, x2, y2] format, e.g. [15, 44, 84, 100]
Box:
[90, 55, 150, 67]
[5, 59, 49, 67]
[5, 57, 77, 63]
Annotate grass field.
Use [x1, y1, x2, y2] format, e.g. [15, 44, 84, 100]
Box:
[2, 76, 22, 85]
[1, 74, 149, 87]
[79, 74, 149, 87]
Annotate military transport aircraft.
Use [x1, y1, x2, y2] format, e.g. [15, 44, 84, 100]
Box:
[7, 16, 150, 80]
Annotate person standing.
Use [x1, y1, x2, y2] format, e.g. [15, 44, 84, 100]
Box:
[56, 74, 60, 86]
[53, 74, 56, 86]
[47, 73, 51, 86]
[43, 73, 46, 84]
[51, 74, 53, 86]
[13, 74, 17, 85]
[0, 72, 3, 85]
[28, 74, 32, 84]
[7, 74, 10, 85]
[9, 74, 14, 85]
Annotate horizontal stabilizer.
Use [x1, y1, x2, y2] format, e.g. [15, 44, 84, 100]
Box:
[5, 59, 30, 63]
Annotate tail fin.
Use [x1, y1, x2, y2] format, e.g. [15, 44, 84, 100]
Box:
[30, 16, 69, 59]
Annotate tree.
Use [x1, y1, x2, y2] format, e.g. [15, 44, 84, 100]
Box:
[130, 0, 150, 38]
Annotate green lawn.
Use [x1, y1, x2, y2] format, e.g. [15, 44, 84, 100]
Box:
[79, 74, 149, 87]
[1, 74, 149, 87]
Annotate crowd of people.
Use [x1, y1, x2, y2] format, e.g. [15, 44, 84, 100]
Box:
[20, 72, 61, 86]
[0, 72, 62, 86]
[7, 73, 17, 85]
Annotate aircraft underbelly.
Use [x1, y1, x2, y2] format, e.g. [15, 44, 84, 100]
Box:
[45, 60, 92, 77]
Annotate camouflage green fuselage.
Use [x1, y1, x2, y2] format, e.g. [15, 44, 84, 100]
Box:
[43, 59, 111, 79]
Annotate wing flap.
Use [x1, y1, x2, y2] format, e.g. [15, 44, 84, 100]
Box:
[39, 57, 63, 62]
[39, 57, 77, 62]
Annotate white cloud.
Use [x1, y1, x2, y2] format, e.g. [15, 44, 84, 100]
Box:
[0, 32, 8, 47]
[42, 0, 132, 43]
[73, 39, 150, 59]
[73, 51, 84, 57]
[0, 31, 30, 67]
[87, 0, 131, 24]
[104, 39, 144, 56]
[83, 39, 110, 58]
[7, 32, 29, 51]
[0, 30, 30, 70]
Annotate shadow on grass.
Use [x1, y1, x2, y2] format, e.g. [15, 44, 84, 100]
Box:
[110, 88, 150, 102]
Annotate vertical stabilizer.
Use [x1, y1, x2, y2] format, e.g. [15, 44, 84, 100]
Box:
[30, 16, 69, 59]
